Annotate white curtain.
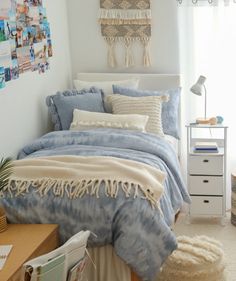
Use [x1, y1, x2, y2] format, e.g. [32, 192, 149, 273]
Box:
[178, 3, 236, 208]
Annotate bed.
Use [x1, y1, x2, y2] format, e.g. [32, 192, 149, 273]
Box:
[1, 73, 191, 281]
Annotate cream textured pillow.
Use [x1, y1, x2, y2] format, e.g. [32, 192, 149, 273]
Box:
[70, 109, 149, 132]
[107, 94, 169, 136]
[73, 79, 139, 97]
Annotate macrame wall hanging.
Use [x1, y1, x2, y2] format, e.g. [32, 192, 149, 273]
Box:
[98, 0, 152, 68]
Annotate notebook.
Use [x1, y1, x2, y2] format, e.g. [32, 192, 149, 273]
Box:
[38, 254, 65, 281]
[0, 245, 13, 270]
[67, 255, 88, 281]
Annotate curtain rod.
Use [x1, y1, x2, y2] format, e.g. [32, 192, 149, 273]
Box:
[177, 0, 236, 4]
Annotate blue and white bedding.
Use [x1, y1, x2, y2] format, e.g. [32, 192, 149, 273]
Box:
[2, 129, 190, 281]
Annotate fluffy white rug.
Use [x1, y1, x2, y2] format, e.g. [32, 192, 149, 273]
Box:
[157, 235, 226, 281]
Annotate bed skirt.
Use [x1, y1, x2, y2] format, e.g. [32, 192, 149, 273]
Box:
[85, 245, 140, 281]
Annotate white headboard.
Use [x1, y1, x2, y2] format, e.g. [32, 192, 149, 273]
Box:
[76, 73, 181, 157]
[77, 73, 180, 91]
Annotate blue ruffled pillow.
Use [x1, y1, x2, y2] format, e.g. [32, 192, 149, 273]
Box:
[112, 85, 181, 139]
[46, 87, 105, 130]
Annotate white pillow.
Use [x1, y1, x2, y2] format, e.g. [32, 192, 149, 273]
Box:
[73, 79, 139, 97]
[70, 109, 149, 132]
[73, 78, 139, 113]
[107, 94, 169, 137]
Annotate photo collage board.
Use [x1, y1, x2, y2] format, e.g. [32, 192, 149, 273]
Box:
[0, 0, 53, 89]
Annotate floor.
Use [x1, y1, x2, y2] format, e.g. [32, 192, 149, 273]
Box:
[173, 212, 236, 281]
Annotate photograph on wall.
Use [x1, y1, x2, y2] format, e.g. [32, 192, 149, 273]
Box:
[16, 4, 28, 28]
[10, 38, 17, 59]
[0, 67, 6, 88]
[0, 0, 52, 89]
[28, 0, 43, 7]
[16, 0, 24, 5]
[27, 25, 36, 44]
[0, 20, 7, 42]
[4, 20, 17, 40]
[28, 6, 40, 26]
[34, 25, 44, 42]
[39, 6, 47, 24]
[16, 46, 31, 74]
[16, 26, 23, 47]
[8, 9, 16, 21]
[35, 41, 50, 74]
[5, 66, 11, 81]
[29, 43, 37, 72]
[47, 39, 52, 57]
[10, 0, 16, 17]
[0, 41, 12, 68]
[33, 41, 45, 71]
[41, 21, 50, 39]
[0, 0, 11, 20]
[11, 58, 19, 79]
[22, 28, 29, 46]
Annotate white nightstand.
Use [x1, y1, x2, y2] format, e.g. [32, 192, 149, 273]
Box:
[186, 124, 228, 222]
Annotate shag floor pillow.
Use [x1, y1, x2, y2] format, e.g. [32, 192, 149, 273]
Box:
[157, 235, 226, 281]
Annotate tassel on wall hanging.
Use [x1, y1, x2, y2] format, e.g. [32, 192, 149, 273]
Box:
[99, 0, 152, 68]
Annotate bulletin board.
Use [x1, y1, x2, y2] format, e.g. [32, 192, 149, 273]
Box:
[0, 0, 52, 89]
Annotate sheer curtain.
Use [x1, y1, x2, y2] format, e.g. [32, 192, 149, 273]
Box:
[178, 3, 236, 208]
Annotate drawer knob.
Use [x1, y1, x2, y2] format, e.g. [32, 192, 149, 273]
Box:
[203, 200, 209, 203]
[203, 180, 209, 183]
[203, 159, 209, 163]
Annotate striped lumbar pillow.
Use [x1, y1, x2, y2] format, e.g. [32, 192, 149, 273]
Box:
[107, 94, 169, 136]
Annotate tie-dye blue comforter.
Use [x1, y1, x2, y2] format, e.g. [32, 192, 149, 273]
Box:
[2, 129, 190, 281]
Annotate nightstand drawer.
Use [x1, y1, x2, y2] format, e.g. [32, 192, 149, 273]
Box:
[189, 155, 223, 175]
[189, 176, 223, 195]
[190, 196, 223, 215]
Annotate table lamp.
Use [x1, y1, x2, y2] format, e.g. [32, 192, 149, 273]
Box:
[190, 75, 211, 124]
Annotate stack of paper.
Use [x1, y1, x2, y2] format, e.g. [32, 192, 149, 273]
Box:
[0, 245, 13, 270]
[194, 142, 219, 153]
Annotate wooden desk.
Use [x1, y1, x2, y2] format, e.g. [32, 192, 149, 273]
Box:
[0, 224, 59, 281]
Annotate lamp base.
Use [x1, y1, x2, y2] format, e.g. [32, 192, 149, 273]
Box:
[196, 117, 217, 125]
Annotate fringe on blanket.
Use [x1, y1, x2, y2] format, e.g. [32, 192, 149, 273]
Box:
[3, 178, 160, 209]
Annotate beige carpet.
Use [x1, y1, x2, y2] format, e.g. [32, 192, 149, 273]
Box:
[174, 212, 236, 281]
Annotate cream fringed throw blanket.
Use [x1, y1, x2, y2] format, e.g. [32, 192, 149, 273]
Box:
[6, 156, 165, 208]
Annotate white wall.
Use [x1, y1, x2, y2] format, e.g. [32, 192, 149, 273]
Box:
[67, 0, 180, 77]
[0, 0, 72, 158]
